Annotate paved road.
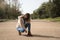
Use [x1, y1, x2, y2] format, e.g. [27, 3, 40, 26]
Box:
[0, 20, 60, 40]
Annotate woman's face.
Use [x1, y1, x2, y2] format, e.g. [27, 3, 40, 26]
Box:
[24, 15, 27, 18]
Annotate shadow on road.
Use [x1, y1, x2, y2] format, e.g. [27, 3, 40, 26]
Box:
[22, 34, 60, 39]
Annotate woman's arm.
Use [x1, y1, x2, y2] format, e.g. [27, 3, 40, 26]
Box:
[20, 17, 27, 32]
[20, 17, 26, 29]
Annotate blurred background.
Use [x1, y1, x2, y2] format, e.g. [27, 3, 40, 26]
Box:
[0, 0, 60, 21]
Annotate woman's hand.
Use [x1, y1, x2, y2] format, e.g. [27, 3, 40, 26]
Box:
[24, 29, 27, 33]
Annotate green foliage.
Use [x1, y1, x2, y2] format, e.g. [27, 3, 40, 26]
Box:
[0, 0, 21, 19]
[31, 0, 60, 19]
[0, 8, 4, 19]
[31, 10, 39, 19]
[53, 0, 60, 17]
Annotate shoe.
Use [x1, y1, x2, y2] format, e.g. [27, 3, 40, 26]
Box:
[18, 31, 21, 35]
[27, 32, 32, 36]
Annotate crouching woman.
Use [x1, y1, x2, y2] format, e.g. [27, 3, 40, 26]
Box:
[16, 13, 32, 36]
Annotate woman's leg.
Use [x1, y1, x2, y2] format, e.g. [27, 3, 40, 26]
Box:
[18, 30, 21, 35]
[25, 23, 32, 35]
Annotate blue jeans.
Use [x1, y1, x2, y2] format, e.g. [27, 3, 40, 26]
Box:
[17, 26, 25, 32]
[17, 23, 31, 32]
[25, 23, 31, 32]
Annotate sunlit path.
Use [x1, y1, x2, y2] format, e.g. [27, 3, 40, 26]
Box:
[0, 20, 60, 40]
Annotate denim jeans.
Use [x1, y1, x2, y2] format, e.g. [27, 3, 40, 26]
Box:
[16, 25, 25, 32]
[17, 23, 31, 32]
[25, 23, 31, 32]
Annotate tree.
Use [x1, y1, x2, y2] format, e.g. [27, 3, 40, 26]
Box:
[32, 0, 60, 19]
[53, 0, 60, 17]
[0, 0, 4, 3]
[0, 0, 21, 19]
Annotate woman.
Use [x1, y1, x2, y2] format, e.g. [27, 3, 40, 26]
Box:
[16, 13, 32, 36]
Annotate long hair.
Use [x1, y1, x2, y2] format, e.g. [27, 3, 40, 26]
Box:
[24, 13, 30, 21]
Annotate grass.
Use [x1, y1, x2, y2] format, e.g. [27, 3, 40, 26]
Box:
[46, 17, 60, 22]
[0, 19, 8, 22]
[0, 17, 60, 22]
[0, 19, 17, 22]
